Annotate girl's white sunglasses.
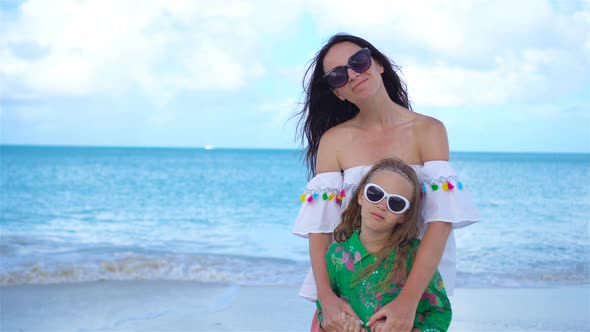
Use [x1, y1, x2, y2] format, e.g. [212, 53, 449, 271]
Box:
[363, 183, 411, 214]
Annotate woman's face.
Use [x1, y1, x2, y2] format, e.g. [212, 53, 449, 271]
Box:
[323, 42, 384, 102]
[358, 170, 413, 234]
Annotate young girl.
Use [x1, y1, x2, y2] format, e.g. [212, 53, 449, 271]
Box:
[317, 158, 451, 332]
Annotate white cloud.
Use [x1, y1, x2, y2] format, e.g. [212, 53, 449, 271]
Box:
[258, 97, 300, 129]
[0, 0, 302, 104]
[306, 0, 590, 106]
[405, 47, 589, 107]
[2, 0, 588, 110]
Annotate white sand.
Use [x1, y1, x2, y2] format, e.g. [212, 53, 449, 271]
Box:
[450, 287, 589, 331]
[1, 281, 588, 331]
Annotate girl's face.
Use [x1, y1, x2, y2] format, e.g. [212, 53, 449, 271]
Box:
[358, 170, 413, 234]
[323, 42, 384, 102]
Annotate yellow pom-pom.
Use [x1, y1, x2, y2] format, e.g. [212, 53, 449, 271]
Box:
[300, 194, 306, 202]
[328, 193, 336, 200]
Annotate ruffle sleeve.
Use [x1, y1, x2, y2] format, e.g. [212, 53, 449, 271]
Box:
[292, 172, 347, 238]
[419, 161, 480, 229]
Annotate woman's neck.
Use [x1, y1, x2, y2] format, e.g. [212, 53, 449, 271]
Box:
[354, 94, 408, 128]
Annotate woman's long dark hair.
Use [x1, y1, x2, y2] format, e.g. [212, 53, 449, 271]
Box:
[295, 33, 412, 178]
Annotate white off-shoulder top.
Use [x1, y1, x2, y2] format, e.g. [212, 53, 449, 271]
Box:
[292, 161, 480, 301]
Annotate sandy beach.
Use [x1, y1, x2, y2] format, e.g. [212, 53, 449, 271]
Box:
[1, 281, 588, 331]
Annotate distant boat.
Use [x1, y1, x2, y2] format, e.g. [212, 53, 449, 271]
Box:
[204, 145, 214, 150]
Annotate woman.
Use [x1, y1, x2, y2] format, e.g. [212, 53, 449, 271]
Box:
[292, 33, 480, 332]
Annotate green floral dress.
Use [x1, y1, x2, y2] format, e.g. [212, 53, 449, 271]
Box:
[317, 232, 451, 332]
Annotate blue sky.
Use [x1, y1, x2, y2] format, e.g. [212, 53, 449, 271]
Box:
[1, 0, 589, 153]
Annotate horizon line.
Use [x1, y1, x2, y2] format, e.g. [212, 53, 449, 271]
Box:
[1, 143, 589, 155]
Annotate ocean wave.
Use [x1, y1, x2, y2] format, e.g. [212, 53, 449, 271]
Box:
[457, 270, 590, 288]
[3, 253, 588, 288]
[0, 253, 309, 286]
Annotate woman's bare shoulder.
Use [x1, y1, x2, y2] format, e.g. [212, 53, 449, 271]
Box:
[316, 125, 346, 173]
[411, 112, 445, 130]
[317, 120, 361, 172]
[411, 113, 449, 162]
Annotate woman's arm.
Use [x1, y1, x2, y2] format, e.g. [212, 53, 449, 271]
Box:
[366, 223, 452, 331]
[367, 117, 452, 331]
[311, 234, 363, 332]
[311, 234, 360, 332]
[311, 130, 361, 332]
[397, 222, 452, 306]
[414, 269, 453, 332]
[310, 233, 337, 302]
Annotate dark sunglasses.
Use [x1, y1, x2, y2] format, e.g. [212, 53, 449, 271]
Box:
[363, 183, 411, 214]
[323, 48, 372, 89]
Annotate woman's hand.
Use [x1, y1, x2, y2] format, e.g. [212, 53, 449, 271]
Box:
[320, 293, 362, 332]
[366, 295, 417, 332]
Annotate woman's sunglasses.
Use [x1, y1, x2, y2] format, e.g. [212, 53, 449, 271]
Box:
[363, 183, 411, 214]
[323, 48, 372, 89]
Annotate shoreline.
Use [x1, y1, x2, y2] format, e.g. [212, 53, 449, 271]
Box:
[1, 281, 589, 331]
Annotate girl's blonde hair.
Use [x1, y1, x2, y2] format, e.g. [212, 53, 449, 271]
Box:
[334, 158, 422, 291]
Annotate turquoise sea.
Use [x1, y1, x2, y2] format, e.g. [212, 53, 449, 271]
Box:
[1, 146, 588, 288]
